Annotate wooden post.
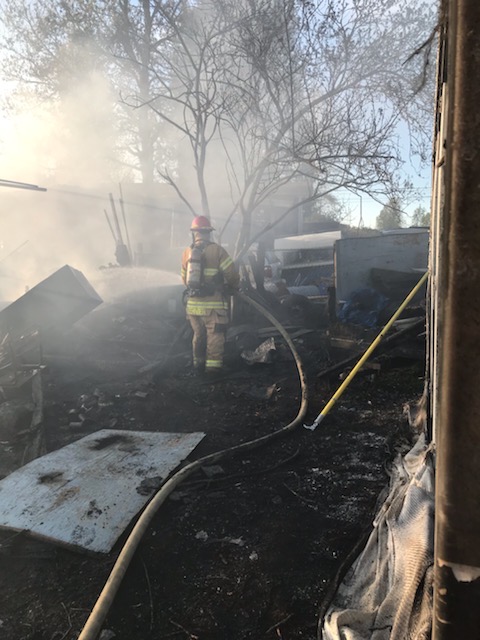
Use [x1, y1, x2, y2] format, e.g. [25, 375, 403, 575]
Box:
[433, 2, 480, 637]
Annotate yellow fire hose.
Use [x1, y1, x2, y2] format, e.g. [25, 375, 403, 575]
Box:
[304, 270, 429, 431]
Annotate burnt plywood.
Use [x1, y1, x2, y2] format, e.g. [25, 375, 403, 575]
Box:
[0, 429, 204, 553]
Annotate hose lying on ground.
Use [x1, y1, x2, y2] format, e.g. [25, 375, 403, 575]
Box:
[77, 290, 309, 640]
[78, 274, 429, 639]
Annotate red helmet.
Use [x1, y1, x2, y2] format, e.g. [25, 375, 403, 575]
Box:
[191, 215, 214, 231]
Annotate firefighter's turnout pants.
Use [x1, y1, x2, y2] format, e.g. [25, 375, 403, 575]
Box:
[188, 308, 229, 372]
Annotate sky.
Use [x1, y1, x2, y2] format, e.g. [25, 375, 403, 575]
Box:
[335, 119, 434, 228]
[337, 180, 432, 228]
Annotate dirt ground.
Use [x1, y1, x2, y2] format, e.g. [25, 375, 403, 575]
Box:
[0, 271, 425, 640]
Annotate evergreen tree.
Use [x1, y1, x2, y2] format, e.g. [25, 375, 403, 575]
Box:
[376, 197, 404, 229]
[411, 205, 430, 226]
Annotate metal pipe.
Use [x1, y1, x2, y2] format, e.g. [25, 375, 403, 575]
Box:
[109, 192, 124, 245]
[0, 178, 47, 191]
[104, 209, 117, 242]
[118, 183, 133, 260]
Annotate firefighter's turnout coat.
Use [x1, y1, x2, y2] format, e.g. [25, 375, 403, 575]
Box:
[181, 241, 239, 371]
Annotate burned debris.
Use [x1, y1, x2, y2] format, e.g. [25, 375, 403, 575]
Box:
[0, 266, 102, 477]
[0, 233, 429, 639]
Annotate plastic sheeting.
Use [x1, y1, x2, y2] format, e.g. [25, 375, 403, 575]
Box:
[338, 288, 390, 328]
[321, 434, 434, 640]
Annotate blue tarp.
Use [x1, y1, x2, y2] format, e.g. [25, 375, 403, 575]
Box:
[338, 288, 389, 328]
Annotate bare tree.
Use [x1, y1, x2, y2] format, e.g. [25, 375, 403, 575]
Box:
[0, 0, 189, 184]
[104, 0, 192, 185]
[306, 193, 351, 224]
[0, 0, 437, 253]
[130, 4, 236, 217]
[144, 0, 436, 255]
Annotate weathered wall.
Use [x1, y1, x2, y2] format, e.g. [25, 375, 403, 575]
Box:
[335, 231, 429, 301]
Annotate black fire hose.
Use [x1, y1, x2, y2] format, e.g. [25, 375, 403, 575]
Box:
[77, 290, 309, 640]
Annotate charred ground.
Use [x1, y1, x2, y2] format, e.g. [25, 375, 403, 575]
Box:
[0, 276, 425, 640]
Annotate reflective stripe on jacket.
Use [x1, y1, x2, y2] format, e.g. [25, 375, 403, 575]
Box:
[181, 242, 240, 316]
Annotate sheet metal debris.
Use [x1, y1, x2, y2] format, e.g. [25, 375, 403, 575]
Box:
[0, 428, 204, 553]
[0, 264, 102, 343]
[241, 337, 276, 365]
[0, 265, 102, 388]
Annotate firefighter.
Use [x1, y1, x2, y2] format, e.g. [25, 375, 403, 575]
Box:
[181, 215, 240, 376]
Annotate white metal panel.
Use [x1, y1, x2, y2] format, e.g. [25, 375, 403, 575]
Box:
[0, 429, 204, 553]
[274, 231, 342, 251]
